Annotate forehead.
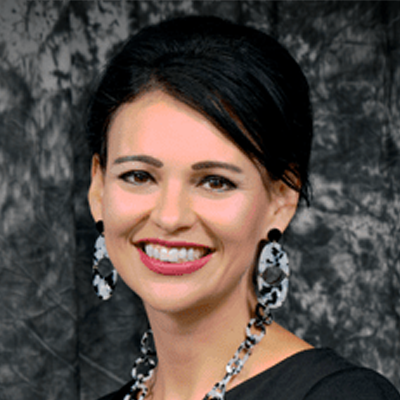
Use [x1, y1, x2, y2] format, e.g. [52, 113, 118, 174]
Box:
[107, 91, 255, 168]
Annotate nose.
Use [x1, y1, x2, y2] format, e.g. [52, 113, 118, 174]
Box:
[151, 180, 195, 233]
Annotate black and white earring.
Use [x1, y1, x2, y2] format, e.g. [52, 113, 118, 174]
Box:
[256, 228, 290, 310]
[92, 220, 118, 300]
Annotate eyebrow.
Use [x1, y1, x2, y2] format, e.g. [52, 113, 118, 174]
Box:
[113, 156, 242, 173]
[113, 155, 163, 168]
[192, 161, 243, 173]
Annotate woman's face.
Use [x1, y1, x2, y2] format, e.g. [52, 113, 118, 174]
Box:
[89, 91, 297, 314]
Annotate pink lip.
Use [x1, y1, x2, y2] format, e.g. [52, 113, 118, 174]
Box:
[137, 248, 213, 276]
[137, 238, 210, 249]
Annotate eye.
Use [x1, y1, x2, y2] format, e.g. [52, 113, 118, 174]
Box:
[199, 175, 236, 192]
[119, 170, 154, 185]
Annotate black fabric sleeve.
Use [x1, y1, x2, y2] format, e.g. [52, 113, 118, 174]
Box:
[304, 368, 400, 400]
[96, 350, 400, 400]
[98, 394, 115, 400]
[97, 380, 136, 400]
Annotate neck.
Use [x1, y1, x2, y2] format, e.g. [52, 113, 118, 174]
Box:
[144, 287, 258, 400]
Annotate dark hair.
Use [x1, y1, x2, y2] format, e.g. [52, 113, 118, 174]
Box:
[87, 16, 313, 204]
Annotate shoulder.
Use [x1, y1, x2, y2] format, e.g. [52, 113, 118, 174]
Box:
[227, 348, 400, 400]
[97, 380, 136, 400]
[304, 366, 400, 400]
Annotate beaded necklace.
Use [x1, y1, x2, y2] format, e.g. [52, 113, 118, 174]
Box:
[124, 304, 272, 400]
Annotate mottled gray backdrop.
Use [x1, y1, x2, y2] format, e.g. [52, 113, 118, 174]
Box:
[0, 1, 399, 399]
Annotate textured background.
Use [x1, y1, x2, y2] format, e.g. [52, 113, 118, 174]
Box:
[0, 1, 399, 399]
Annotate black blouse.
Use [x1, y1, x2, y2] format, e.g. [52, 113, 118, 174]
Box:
[98, 348, 400, 400]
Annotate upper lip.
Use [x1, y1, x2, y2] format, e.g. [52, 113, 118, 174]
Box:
[136, 238, 213, 249]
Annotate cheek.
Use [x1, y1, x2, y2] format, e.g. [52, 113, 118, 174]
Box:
[102, 184, 153, 234]
[194, 193, 269, 245]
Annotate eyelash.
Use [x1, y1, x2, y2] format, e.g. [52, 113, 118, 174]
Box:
[119, 171, 237, 192]
[198, 175, 237, 192]
[119, 170, 154, 185]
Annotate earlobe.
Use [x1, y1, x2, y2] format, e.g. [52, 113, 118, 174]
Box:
[88, 155, 105, 223]
[269, 182, 300, 234]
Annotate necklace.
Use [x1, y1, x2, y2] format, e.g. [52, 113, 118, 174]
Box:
[124, 305, 272, 400]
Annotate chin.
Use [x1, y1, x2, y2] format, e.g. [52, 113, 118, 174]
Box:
[140, 282, 209, 315]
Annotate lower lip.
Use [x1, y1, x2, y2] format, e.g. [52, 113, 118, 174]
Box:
[138, 248, 213, 275]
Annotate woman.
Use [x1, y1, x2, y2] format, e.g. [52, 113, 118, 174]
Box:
[87, 16, 400, 400]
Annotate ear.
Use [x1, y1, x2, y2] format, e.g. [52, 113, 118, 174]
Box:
[268, 180, 300, 234]
[88, 155, 105, 223]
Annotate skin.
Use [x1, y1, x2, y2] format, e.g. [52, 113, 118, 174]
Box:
[89, 91, 312, 400]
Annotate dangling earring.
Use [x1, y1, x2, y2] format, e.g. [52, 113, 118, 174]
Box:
[92, 220, 118, 300]
[256, 228, 290, 310]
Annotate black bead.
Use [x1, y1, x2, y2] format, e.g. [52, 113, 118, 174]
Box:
[95, 220, 104, 234]
[267, 228, 282, 242]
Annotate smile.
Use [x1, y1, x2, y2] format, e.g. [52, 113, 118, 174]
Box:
[144, 244, 210, 263]
[136, 239, 214, 275]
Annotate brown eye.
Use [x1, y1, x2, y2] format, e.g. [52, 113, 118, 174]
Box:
[120, 170, 154, 185]
[200, 175, 236, 192]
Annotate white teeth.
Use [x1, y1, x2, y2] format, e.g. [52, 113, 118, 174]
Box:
[168, 248, 178, 262]
[160, 248, 169, 261]
[145, 244, 153, 258]
[143, 244, 208, 263]
[178, 248, 187, 260]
